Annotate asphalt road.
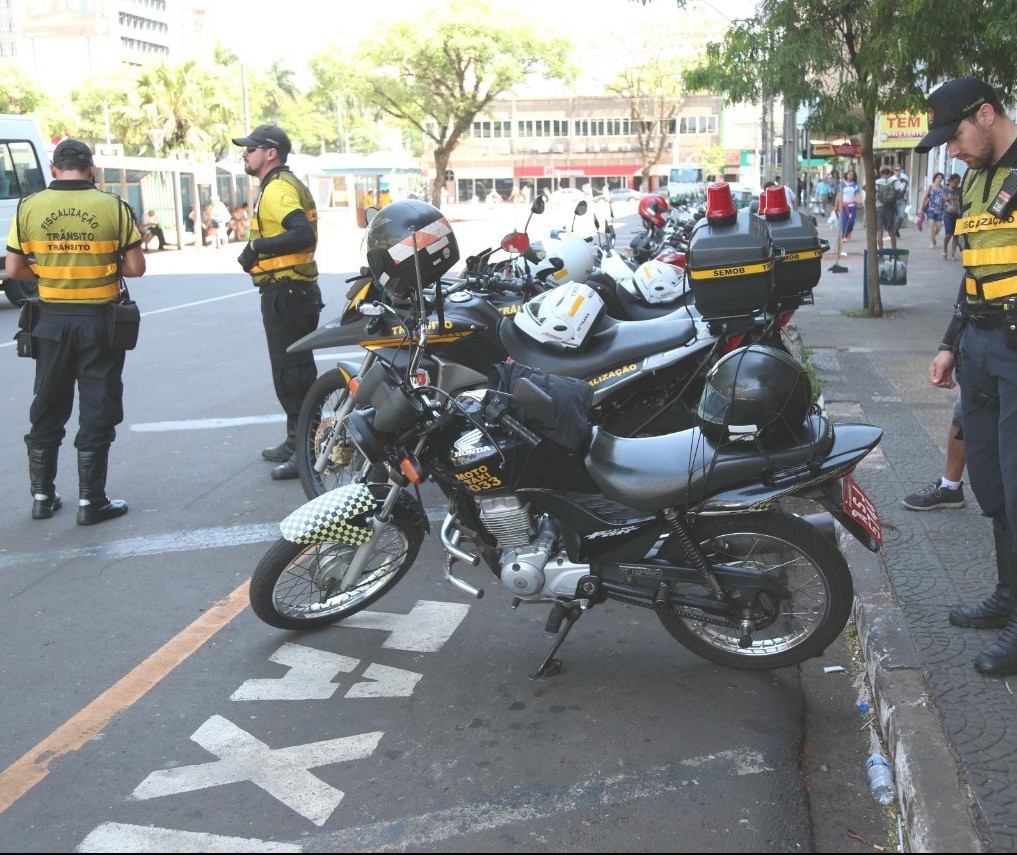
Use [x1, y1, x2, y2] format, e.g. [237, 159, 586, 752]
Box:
[0, 205, 889, 852]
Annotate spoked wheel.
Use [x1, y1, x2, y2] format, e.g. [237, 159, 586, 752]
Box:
[296, 370, 365, 500]
[250, 510, 422, 630]
[657, 511, 853, 670]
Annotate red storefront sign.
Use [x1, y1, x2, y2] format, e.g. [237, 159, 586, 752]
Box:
[514, 163, 643, 178]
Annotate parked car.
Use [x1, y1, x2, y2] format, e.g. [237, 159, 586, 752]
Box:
[608, 188, 643, 202]
[0, 115, 50, 305]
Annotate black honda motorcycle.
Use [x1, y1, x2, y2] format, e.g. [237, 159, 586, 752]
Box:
[250, 267, 883, 676]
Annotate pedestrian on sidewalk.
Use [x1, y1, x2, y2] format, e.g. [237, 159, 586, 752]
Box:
[836, 169, 861, 242]
[902, 396, 966, 510]
[918, 172, 946, 250]
[917, 76, 1017, 677]
[875, 166, 899, 251]
[942, 173, 962, 260]
[233, 124, 322, 481]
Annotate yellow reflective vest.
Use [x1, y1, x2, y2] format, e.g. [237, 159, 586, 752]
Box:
[249, 168, 318, 285]
[7, 181, 141, 304]
[955, 147, 1017, 305]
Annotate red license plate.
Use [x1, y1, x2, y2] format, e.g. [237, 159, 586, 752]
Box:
[843, 474, 882, 547]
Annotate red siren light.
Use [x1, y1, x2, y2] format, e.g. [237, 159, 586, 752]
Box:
[764, 185, 791, 220]
[758, 191, 768, 214]
[705, 182, 737, 225]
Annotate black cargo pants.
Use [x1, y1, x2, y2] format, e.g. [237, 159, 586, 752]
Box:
[260, 279, 322, 444]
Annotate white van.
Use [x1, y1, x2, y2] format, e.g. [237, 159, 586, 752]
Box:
[0, 114, 50, 305]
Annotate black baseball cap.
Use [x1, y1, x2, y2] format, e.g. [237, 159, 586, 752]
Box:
[52, 139, 94, 168]
[915, 77, 998, 153]
[232, 124, 291, 156]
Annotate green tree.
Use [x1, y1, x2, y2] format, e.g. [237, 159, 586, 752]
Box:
[684, 0, 1017, 316]
[132, 60, 242, 158]
[361, 1, 575, 203]
[308, 52, 381, 155]
[0, 65, 46, 115]
[606, 46, 685, 189]
[70, 72, 145, 151]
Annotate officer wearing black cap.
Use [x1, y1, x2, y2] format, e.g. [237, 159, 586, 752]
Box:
[232, 124, 321, 480]
[919, 78, 1017, 676]
[5, 139, 145, 524]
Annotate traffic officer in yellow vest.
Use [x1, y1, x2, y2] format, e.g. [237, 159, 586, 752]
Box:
[5, 139, 144, 524]
[233, 125, 322, 480]
[920, 78, 1017, 676]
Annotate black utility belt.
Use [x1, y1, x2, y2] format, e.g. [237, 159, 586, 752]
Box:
[967, 312, 1006, 330]
[39, 302, 109, 316]
[257, 279, 315, 295]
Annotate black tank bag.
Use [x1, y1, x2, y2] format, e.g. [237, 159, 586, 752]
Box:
[108, 200, 140, 350]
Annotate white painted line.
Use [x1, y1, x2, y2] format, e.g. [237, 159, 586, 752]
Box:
[77, 823, 301, 853]
[305, 748, 773, 851]
[345, 663, 422, 699]
[1, 290, 256, 353]
[337, 600, 471, 652]
[130, 414, 286, 432]
[132, 715, 383, 827]
[140, 289, 254, 317]
[230, 644, 359, 702]
[0, 523, 279, 571]
[0, 511, 447, 572]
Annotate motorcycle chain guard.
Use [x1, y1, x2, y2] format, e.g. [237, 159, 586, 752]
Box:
[280, 483, 378, 546]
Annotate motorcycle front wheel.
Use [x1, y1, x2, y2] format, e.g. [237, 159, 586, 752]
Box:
[250, 510, 422, 630]
[657, 511, 853, 670]
[295, 369, 365, 499]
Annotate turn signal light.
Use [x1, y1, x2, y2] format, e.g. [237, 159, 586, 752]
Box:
[348, 376, 361, 396]
[399, 455, 425, 485]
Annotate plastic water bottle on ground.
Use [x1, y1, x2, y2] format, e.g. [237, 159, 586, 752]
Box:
[866, 727, 896, 806]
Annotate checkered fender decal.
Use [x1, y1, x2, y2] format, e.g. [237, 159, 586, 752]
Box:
[279, 483, 378, 546]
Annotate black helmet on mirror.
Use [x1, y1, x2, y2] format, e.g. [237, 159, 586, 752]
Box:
[365, 200, 459, 300]
[697, 344, 812, 444]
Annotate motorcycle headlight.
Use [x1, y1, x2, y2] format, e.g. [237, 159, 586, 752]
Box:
[344, 408, 385, 464]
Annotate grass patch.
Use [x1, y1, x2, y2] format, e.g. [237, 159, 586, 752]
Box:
[842, 308, 902, 319]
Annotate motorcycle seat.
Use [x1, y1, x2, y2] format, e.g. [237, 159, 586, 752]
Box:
[583, 414, 833, 512]
[498, 310, 699, 381]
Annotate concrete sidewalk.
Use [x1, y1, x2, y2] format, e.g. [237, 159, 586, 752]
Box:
[794, 216, 1013, 852]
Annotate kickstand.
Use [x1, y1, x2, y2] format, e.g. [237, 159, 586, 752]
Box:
[529, 606, 582, 680]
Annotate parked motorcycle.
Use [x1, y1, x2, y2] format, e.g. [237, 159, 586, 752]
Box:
[250, 248, 884, 677]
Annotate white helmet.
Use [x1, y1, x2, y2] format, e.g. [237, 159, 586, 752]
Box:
[527, 230, 596, 285]
[514, 281, 605, 349]
[630, 259, 685, 304]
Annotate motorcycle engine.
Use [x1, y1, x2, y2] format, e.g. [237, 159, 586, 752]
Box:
[477, 496, 559, 596]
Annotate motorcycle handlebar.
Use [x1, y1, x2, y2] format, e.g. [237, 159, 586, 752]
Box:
[498, 412, 543, 447]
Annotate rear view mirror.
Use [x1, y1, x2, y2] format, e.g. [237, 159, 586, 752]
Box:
[530, 197, 546, 215]
[364, 206, 379, 226]
[574, 200, 588, 217]
[501, 231, 530, 254]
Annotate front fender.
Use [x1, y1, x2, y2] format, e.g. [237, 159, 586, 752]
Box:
[288, 316, 369, 353]
[280, 483, 378, 545]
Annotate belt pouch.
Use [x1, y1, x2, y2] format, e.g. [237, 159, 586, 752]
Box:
[14, 297, 40, 358]
[107, 298, 141, 350]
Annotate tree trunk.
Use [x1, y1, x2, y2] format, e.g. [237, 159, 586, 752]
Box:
[431, 149, 450, 208]
[860, 122, 883, 317]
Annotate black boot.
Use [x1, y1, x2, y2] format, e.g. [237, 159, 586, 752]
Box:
[271, 455, 299, 480]
[76, 447, 128, 526]
[974, 613, 1017, 676]
[262, 439, 295, 462]
[28, 446, 62, 520]
[949, 517, 1015, 628]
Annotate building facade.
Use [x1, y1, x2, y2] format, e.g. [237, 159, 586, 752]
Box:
[437, 92, 747, 202]
[2, 0, 210, 91]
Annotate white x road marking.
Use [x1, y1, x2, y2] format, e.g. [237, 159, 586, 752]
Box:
[229, 644, 359, 702]
[132, 716, 383, 826]
[337, 600, 470, 652]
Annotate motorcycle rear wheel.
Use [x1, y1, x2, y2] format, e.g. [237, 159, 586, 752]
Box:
[250, 510, 422, 630]
[657, 511, 853, 670]
[296, 369, 368, 500]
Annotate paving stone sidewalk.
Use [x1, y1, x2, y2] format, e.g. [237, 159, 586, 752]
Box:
[794, 217, 1015, 852]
